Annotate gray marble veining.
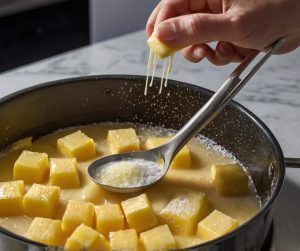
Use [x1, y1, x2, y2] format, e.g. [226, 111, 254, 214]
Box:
[0, 30, 299, 250]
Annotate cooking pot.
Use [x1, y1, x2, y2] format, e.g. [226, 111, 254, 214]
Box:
[0, 75, 296, 251]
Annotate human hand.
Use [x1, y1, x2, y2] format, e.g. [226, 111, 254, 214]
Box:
[146, 0, 300, 65]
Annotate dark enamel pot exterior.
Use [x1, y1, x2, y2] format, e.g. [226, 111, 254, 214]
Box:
[0, 75, 285, 251]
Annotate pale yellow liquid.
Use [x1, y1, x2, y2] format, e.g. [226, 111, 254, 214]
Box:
[0, 123, 259, 249]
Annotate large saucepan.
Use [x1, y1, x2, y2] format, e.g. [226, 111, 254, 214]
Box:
[0, 75, 296, 250]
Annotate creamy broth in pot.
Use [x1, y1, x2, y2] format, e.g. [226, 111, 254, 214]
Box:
[0, 123, 259, 249]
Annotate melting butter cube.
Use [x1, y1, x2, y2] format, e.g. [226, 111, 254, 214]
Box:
[211, 164, 249, 196]
[110, 229, 139, 251]
[147, 33, 178, 59]
[175, 236, 203, 249]
[57, 130, 96, 161]
[50, 158, 80, 188]
[121, 193, 157, 232]
[0, 180, 25, 216]
[23, 184, 60, 218]
[13, 150, 49, 184]
[95, 204, 124, 236]
[140, 225, 176, 251]
[62, 200, 94, 235]
[26, 217, 64, 246]
[65, 224, 109, 251]
[160, 192, 211, 236]
[106, 128, 140, 154]
[145, 137, 191, 169]
[197, 210, 239, 241]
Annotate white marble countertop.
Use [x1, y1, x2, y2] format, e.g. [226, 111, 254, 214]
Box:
[0, 30, 299, 250]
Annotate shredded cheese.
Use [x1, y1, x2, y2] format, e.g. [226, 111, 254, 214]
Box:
[145, 33, 176, 95]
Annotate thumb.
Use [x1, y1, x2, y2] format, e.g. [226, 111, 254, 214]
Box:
[156, 13, 235, 48]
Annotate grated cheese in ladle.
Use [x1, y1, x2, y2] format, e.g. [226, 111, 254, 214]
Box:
[96, 159, 163, 188]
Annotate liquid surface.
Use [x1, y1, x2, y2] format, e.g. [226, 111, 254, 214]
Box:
[0, 123, 259, 249]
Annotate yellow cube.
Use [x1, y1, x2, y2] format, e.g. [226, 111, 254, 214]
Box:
[145, 137, 191, 169]
[211, 164, 249, 196]
[95, 204, 124, 236]
[23, 184, 60, 218]
[140, 225, 176, 251]
[49, 158, 80, 188]
[109, 229, 139, 251]
[106, 128, 140, 154]
[160, 192, 211, 236]
[65, 224, 109, 251]
[62, 200, 94, 235]
[147, 33, 179, 59]
[57, 130, 96, 161]
[121, 193, 157, 232]
[13, 150, 49, 184]
[175, 236, 203, 249]
[26, 217, 64, 246]
[197, 210, 239, 241]
[0, 180, 25, 216]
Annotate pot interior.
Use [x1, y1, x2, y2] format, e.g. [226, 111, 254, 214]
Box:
[0, 75, 284, 207]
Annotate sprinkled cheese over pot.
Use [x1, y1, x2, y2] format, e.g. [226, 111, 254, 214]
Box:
[96, 159, 163, 188]
[145, 33, 180, 95]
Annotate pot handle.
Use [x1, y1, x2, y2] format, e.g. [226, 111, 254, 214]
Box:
[285, 158, 300, 168]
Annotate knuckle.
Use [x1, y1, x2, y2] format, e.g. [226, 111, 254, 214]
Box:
[159, 1, 174, 11]
[186, 15, 203, 40]
[190, 0, 206, 12]
[229, 13, 253, 41]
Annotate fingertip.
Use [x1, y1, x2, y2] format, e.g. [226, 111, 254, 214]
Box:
[215, 42, 235, 64]
[203, 44, 232, 66]
[146, 23, 154, 37]
[217, 42, 234, 55]
[192, 46, 206, 60]
[181, 45, 206, 63]
[183, 54, 204, 63]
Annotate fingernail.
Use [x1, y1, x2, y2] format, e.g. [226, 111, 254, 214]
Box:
[156, 23, 176, 41]
[193, 47, 205, 59]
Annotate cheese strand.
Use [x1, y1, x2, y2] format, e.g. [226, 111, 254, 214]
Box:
[159, 59, 167, 94]
[149, 54, 158, 88]
[144, 50, 153, 95]
[164, 55, 173, 88]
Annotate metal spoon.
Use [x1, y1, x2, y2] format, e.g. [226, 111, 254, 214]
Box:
[88, 39, 284, 194]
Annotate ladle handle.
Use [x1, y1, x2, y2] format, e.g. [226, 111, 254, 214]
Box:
[165, 38, 285, 162]
[285, 158, 300, 168]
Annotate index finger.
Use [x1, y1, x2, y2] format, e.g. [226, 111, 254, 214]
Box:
[146, 3, 161, 37]
[146, 0, 206, 37]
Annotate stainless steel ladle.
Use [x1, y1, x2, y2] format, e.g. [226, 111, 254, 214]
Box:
[88, 39, 285, 193]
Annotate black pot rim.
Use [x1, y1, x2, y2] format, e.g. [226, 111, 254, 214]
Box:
[0, 74, 285, 249]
